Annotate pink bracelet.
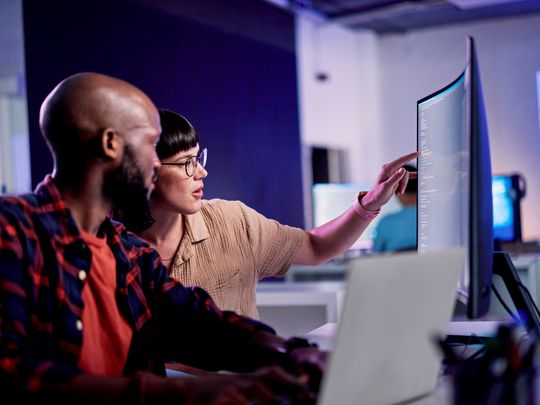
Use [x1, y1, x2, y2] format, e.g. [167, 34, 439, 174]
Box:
[352, 192, 380, 220]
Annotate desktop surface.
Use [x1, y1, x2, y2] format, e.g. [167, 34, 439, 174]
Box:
[305, 320, 509, 353]
[306, 319, 534, 404]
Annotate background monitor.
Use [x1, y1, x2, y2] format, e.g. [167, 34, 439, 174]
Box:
[312, 183, 402, 252]
[492, 174, 525, 243]
[417, 36, 493, 319]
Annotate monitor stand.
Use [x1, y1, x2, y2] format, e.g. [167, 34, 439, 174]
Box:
[446, 251, 540, 344]
[492, 251, 540, 337]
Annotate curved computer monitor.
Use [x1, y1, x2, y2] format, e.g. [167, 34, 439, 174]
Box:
[417, 36, 493, 319]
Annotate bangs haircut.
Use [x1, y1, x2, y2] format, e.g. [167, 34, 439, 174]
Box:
[402, 164, 417, 194]
[157, 109, 199, 160]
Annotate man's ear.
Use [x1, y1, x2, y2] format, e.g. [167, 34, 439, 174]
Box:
[101, 128, 122, 160]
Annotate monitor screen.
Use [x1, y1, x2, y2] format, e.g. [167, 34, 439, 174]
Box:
[312, 183, 402, 252]
[492, 174, 523, 243]
[417, 37, 493, 319]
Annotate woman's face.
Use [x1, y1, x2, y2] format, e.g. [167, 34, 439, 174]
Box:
[151, 144, 208, 215]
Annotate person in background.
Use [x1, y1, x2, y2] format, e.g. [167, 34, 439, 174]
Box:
[117, 109, 419, 318]
[372, 164, 418, 253]
[0, 72, 325, 404]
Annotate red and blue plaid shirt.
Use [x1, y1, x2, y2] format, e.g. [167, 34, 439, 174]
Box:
[0, 176, 275, 391]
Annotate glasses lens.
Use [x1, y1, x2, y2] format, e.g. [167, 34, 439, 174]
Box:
[185, 157, 196, 177]
[198, 148, 207, 168]
[185, 148, 207, 177]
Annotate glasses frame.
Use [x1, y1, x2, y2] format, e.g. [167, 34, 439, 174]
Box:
[161, 148, 207, 177]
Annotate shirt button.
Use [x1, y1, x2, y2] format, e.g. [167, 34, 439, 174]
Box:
[76, 320, 83, 331]
[78, 270, 87, 281]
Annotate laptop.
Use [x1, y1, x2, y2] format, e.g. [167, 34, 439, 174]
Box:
[316, 249, 465, 405]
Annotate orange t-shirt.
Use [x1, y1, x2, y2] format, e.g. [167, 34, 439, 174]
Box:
[78, 231, 133, 375]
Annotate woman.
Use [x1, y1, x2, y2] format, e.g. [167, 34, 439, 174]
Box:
[120, 109, 418, 318]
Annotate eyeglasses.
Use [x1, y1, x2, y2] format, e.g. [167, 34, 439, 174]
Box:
[161, 148, 207, 177]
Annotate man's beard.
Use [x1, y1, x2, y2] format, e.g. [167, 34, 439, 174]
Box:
[107, 145, 156, 232]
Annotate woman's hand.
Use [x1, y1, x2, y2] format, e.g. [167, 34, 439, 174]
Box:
[361, 152, 420, 211]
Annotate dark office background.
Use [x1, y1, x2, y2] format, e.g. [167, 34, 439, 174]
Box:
[23, 0, 304, 228]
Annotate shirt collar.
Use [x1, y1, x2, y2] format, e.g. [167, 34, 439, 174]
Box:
[171, 208, 210, 266]
[34, 175, 121, 245]
[184, 208, 210, 243]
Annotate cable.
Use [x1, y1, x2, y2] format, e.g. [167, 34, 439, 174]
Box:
[466, 345, 486, 361]
[515, 280, 540, 319]
[445, 333, 489, 362]
[491, 282, 521, 324]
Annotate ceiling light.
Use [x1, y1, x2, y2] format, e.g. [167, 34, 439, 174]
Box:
[447, 0, 523, 10]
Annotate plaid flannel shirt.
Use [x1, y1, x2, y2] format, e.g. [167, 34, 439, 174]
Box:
[0, 176, 275, 391]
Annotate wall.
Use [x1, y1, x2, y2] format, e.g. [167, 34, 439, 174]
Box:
[0, 0, 30, 194]
[23, 0, 304, 227]
[296, 17, 384, 228]
[296, 16, 383, 183]
[378, 15, 540, 240]
[297, 13, 540, 240]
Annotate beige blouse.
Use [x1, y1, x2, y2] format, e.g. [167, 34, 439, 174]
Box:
[169, 199, 305, 319]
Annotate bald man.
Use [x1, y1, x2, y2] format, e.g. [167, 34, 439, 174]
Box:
[0, 72, 324, 404]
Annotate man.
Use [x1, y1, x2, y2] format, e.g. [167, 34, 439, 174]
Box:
[0, 72, 324, 403]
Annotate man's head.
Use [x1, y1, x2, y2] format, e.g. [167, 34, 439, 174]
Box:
[397, 164, 417, 207]
[39, 72, 161, 209]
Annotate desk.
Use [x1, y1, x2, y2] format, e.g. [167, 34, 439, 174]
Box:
[305, 320, 513, 352]
[256, 281, 345, 338]
[284, 262, 347, 282]
[305, 321, 536, 404]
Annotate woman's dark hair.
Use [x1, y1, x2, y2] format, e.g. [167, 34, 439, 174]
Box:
[402, 164, 417, 194]
[156, 109, 199, 160]
[113, 109, 200, 232]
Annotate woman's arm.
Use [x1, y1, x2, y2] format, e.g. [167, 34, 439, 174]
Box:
[295, 151, 419, 265]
